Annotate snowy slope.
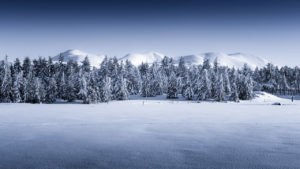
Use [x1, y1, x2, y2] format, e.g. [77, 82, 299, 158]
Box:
[119, 52, 165, 66]
[175, 52, 268, 69]
[251, 91, 284, 103]
[52, 50, 268, 69]
[52, 49, 105, 67]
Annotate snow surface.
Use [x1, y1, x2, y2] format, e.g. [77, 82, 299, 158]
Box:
[0, 93, 299, 169]
[52, 49, 105, 68]
[174, 52, 269, 69]
[52, 50, 268, 69]
[119, 52, 165, 66]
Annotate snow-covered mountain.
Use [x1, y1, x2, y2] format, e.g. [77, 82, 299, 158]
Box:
[52, 50, 268, 69]
[52, 49, 105, 67]
[119, 52, 165, 66]
[174, 52, 268, 69]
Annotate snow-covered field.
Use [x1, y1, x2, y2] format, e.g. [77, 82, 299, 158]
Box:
[0, 93, 300, 169]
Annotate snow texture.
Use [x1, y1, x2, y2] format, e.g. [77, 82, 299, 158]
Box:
[0, 93, 299, 169]
[119, 52, 165, 66]
[52, 50, 268, 69]
[174, 52, 268, 69]
[52, 49, 105, 68]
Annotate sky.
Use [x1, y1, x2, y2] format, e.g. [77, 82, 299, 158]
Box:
[0, 0, 299, 66]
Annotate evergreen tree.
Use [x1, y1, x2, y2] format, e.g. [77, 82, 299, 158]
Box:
[281, 74, 290, 95]
[11, 68, 22, 103]
[0, 56, 12, 102]
[99, 76, 111, 102]
[14, 58, 22, 74]
[125, 60, 141, 95]
[78, 70, 88, 103]
[230, 82, 239, 102]
[182, 75, 194, 100]
[59, 72, 67, 100]
[86, 71, 100, 103]
[65, 67, 77, 102]
[82, 56, 91, 73]
[238, 74, 254, 100]
[139, 63, 152, 97]
[197, 69, 211, 100]
[45, 77, 57, 103]
[177, 57, 188, 95]
[223, 69, 231, 95]
[167, 72, 178, 99]
[114, 74, 129, 100]
[22, 57, 32, 78]
[215, 74, 225, 101]
[149, 62, 163, 96]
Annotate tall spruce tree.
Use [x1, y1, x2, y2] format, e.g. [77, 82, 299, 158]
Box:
[215, 74, 225, 102]
[197, 69, 212, 100]
[167, 72, 178, 99]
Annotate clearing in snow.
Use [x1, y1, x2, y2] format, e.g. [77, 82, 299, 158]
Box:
[0, 93, 299, 169]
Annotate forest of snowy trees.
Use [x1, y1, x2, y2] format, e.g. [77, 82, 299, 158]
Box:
[0, 55, 299, 104]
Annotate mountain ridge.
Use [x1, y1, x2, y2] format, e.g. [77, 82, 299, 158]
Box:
[52, 49, 269, 69]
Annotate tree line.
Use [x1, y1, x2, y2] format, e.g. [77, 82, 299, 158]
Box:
[0, 55, 299, 104]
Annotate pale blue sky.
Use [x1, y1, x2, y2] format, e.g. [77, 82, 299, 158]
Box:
[0, 0, 299, 66]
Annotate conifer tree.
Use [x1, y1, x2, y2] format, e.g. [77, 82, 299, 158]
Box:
[197, 69, 211, 100]
[114, 74, 129, 100]
[182, 75, 194, 100]
[230, 82, 239, 102]
[78, 70, 88, 103]
[167, 72, 178, 99]
[223, 69, 231, 95]
[215, 74, 225, 101]
[0, 56, 12, 102]
[99, 76, 111, 102]
[11, 68, 22, 103]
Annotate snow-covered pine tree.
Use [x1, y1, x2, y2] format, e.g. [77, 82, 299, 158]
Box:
[25, 73, 45, 103]
[45, 77, 57, 103]
[0, 56, 12, 102]
[215, 74, 225, 102]
[294, 67, 300, 93]
[189, 66, 200, 97]
[213, 58, 219, 74]
[197, 69, 211, 100]
[161, 56, 172, 93]
[11, 66, 22, 103]
[139, 63, 152, 97]
[124, 60, 141, 95]
[238, 74, 254, 100]
[202, 58, 211, 70]
[182, 74, 194, 100]
[177, 57, 188, 95]
[47, 57, 56, 77]
[82, 56, 91, 73]
[99, 76, 111, 102]
[65, 66, 77, 102]
[22, 57, 32, 78]
[223, 69, 231, 95]
[59, 72, 67, 100]
[110, 60, 120, 100]
[78, 69, 89, 104]
[210, 70, 217, 99]
[167, 72, 178, 99]
[114, 74, 129, 100]
[13, 58, 22, 74]
[99, 56, 109, 77]
[230, 81, 239, 102]
[149, 62, 163, 96]
[281, 74, 290, 95]
[86, 71, 100, 103]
